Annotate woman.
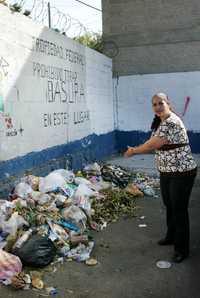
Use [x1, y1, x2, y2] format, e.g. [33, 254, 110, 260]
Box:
[124, 93, 197, 263]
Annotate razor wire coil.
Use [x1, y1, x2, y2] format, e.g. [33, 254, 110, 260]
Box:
[7, 0, 98, 37]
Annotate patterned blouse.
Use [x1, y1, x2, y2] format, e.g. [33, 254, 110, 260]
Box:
[154, 112, 197, 173]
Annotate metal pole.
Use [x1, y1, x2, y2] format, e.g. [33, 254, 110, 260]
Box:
[48, 2, 51, 28]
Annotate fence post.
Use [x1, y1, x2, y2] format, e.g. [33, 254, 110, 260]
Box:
[47, 2, 51, 28]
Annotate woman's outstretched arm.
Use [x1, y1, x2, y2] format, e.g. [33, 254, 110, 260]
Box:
[124, 136, 168, 157]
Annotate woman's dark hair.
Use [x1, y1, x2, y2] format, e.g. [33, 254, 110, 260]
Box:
[151, 114, 161, 131]
[150, 93, 170, 132]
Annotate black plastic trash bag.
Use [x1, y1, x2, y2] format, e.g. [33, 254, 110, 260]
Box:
[14, 234, 57, 267]
[101, 164, 131, 188]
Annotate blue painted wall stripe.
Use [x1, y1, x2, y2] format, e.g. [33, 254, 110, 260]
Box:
[0, 130, 199, 180]
[188, 131, 200, 153]
[0, 132, 117, 179]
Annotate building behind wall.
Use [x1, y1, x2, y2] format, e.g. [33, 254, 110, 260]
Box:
[102, 0, 200, 76]
[102, 0, 200, 154]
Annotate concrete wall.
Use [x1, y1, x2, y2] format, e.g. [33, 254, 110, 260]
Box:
[114, 72, 200, 152]
[0, 5, 115, 188]
[102, 0, 200, 75]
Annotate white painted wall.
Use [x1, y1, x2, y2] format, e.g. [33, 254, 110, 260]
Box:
[115, 73, 200, 132]
[0, 5, 114, 161]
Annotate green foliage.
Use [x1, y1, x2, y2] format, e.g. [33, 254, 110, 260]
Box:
[74, 33, 103, 53]
[10, 3, 22, 12]
[92, 188, 137, 224]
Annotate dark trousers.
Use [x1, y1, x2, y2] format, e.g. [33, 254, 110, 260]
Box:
[160, 173, 196, 255]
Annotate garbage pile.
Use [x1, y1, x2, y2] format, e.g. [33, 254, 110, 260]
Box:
[0, 163, 159, 292]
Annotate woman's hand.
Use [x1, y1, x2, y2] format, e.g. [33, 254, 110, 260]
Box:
[123, 136, 168, 156]
[124, 147, 134, 158]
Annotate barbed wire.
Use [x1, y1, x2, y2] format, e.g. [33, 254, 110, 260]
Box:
[6, 0, 100, 37]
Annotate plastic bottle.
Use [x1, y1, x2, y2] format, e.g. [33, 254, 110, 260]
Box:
[13, 229, 33, 249]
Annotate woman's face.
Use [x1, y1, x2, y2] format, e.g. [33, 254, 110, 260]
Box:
[152, 95, 171, 119]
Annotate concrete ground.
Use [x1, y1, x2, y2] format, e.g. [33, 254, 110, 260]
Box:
[1, 154, 200, 298]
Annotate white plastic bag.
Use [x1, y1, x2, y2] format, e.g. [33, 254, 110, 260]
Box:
[14, 182, 33, 199]
[39, 172, 66, 193]
[72, 194, 92, 216]
[73, 184, 97, 216]
[51, 169, 75, 183]
[1, 212, 29, 236]
[74, 184, 97, 198]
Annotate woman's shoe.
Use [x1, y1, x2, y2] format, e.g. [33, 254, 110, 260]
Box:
[157, 238, 174, 245]
[172, 252, 188, 263]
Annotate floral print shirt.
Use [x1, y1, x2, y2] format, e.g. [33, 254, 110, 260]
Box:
[154, 112, 197, 173]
